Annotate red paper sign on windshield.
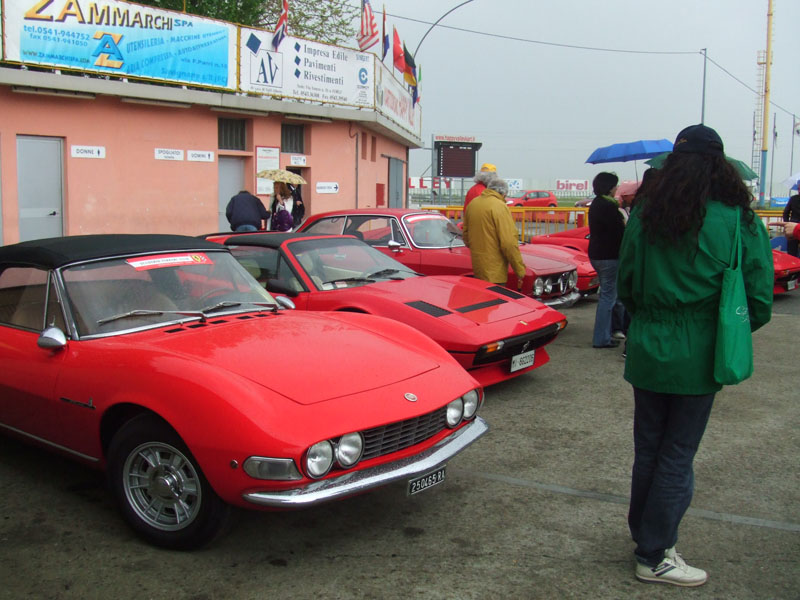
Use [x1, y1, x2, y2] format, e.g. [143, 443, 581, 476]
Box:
[126, 253, 213, 271]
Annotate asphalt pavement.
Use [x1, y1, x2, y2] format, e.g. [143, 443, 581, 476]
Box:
[1, 292, 798, 599]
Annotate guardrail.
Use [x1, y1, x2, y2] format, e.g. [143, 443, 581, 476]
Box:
[424, 206, 787, 243]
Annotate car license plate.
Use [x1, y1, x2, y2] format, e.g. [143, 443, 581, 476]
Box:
[510, 349, 536, 372]
[407, 466, 446, 496]
[789, 279, 797, 291]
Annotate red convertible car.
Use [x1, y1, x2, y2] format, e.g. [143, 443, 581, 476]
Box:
[209, 232, 568, 387]
[297, 209, 581, 309]
[0, 235, 487, 549]
[531, 225, 800, 295]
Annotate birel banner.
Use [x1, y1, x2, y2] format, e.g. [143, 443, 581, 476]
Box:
[375, 60, 420, 138]
[556, 179, 590, 193]
[239, 29, 373, 108]
[3, 0, 236, 88]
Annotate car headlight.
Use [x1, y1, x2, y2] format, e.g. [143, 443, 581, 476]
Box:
[462, 389, 480, 420]
[533, 277, 545, 296]
[306, 440, 334, 478]
[243, 457, 302, 481]
[569, 270, 578, 288]
[335, 432, 364, 468]
[544, 278, 553, 293]
[446, 398, 464, 427]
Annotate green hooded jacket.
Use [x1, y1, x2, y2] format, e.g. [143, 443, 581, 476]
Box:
[618, 200, 773, 394]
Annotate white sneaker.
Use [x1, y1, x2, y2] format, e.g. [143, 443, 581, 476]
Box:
[635, 547, 707, 587]
[612, 330, 626, 340]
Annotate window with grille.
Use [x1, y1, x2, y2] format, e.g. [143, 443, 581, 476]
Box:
[218, 118, 246, 150]
[281, 124, 305, 154]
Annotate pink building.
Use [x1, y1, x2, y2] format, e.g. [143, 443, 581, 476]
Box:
[0, 62, 420, 244]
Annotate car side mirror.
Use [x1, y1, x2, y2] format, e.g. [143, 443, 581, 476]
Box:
[266, 279, 299, 298]
[37, 326, 67, 350]
[387, 240, 402, 252]
[274, 296, 296, 310]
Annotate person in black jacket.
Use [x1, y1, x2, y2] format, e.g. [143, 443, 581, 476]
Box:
[588, 171, 626, 348]
[782, 183, 800, 256]
[226, 190, 269, 232]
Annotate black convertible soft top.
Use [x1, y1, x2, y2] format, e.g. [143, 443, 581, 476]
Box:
[0, 234, 225, 269]
[221, 232, 354, 250]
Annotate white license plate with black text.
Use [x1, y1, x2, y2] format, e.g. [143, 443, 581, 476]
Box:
[510, 349, 535, 372]
[408, 466, 446, 495]
[789, 279, 797, 291]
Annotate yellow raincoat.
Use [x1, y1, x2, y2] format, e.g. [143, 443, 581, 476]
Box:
[462, 188, 526, 284]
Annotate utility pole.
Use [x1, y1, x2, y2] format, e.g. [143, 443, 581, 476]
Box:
[700, 48, 707, 124]
[758, 0, 773, 208]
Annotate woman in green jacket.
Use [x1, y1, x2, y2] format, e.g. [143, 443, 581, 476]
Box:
[617, 124, 773, 587]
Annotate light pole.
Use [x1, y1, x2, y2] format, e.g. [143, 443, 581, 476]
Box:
[413, 0, 476, 60]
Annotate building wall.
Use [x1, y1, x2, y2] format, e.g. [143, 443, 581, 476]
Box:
[0, 87, 408, 243]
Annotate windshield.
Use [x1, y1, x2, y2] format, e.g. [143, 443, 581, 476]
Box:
[290, 238, 420, 289]
[62, 251, 275, 337]
[402, 214, 465, 248]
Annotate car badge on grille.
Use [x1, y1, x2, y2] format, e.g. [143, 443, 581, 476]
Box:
[521, 341, 532, 353]
[404, 393, 418, 402]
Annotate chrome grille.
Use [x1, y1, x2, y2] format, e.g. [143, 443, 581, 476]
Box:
[361, 407, 448, 460]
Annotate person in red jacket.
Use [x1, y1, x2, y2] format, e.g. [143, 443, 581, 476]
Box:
[464, 163, 497, 210]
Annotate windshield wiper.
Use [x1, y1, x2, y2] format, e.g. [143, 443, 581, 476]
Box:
[365, 268, 408, 280]
[97, 309, 205, 326]
[324, 277, 376, 285]
[199, 300, 279, 314]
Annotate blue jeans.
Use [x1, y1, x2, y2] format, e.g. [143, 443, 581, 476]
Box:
[628, 387, 715, 566]
[234, 224, 258, 232]
[590, 258, 625, 346]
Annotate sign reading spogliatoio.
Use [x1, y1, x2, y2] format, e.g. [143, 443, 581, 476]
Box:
[3, 0, 236, 88]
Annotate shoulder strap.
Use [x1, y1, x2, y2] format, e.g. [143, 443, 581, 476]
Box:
[729, 208, 742, 270]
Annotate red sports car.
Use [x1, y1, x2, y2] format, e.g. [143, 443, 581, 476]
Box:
[209, 232, 568, 387]
[297, 209, 581, 309]
[0, 234, 487, 549]
[532, 225, 800, 295]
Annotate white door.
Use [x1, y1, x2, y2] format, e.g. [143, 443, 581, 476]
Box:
[17, 136, 64, 241]
[218, 157, 245, 231]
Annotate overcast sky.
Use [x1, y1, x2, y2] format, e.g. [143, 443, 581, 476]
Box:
[367, 0, 800, 195]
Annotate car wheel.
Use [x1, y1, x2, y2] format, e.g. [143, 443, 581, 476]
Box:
[108, 414, 231, 550]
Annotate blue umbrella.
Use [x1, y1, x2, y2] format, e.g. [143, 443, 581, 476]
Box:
[586, 139, 674, 164]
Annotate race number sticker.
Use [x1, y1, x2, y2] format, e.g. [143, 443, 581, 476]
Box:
[126, 253, 213, 271]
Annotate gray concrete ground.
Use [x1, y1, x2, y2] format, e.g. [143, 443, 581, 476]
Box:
[1, 293, 798, 599]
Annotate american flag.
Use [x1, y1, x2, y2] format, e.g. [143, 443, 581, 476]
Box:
[358, 0, 380, 51]
[271, 0, 289, 51]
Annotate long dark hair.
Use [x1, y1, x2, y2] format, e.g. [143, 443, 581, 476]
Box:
[639, 152, 754, 246]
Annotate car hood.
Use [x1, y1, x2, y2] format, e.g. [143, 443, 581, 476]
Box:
[139, 312, 443, 405]
[446, 245, 574, 275]
[519, 243, 593, 274]
[773, 249, 800, 273]
[359, 275, 550, 326]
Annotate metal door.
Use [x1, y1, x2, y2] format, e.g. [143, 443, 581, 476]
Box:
[218, 156, 245, 231]
[17, 136, 64, 241]
[388, 157, 404, 208]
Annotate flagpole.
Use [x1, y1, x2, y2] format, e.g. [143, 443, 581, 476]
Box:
[412, 0, 475, 59]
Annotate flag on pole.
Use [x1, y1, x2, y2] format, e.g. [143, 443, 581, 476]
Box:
[381, 6, 389, 61]
[358, 0, 380, 51]
[403, 43, 417, 87]
[392, 27, 406, 73]
[271, 0, 289, 50]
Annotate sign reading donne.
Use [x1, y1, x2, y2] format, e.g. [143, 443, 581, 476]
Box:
[3, 0, 237, 88]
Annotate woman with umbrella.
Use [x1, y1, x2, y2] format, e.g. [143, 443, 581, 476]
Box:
[618, 124, 773, 587]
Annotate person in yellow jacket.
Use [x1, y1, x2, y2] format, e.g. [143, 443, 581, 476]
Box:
[462, 177, 526, 290]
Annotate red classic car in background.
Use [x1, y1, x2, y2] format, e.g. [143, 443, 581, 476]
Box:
[297, 209, 581, 309]
[519, 241, 598, 295]
[505, 190, 558, 208]
[209, 232, 568, 387]
[532, 225, 800, 296]
[0, 234, 487, 549]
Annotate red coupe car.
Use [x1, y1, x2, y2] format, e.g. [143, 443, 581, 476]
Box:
[531, 225, 800, 295]
[505, 190, 558, 208]
[209, 232, 568, 387]
[0, 235, 487, 549]
[297, 209, 581, 309]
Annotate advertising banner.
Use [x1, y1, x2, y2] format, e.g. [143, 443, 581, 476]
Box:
[3, 0, 236, 88]
[239, 28, 373, 108]
[375, 61, 420, 138]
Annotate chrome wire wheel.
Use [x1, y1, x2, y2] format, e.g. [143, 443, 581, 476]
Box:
[122, 441, 202, 531]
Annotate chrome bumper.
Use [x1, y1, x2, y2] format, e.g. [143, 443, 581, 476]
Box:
[540, 289, 581, 309]
[242, 416, 488, 508]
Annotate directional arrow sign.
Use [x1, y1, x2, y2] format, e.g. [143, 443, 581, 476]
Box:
[316, 182, 340, 194]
